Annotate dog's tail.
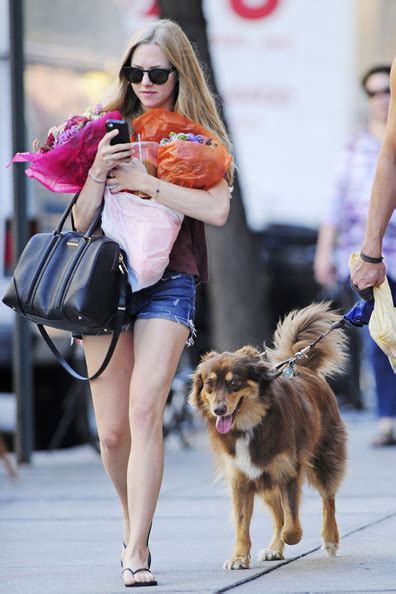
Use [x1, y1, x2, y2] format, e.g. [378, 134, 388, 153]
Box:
[265, 302, 348, 377]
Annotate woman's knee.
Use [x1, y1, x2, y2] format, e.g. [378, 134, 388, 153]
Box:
[129, 398, 165, 434]
[99, 427, 130, 453]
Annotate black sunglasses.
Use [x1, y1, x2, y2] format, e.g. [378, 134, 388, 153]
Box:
[366, 87, 391, 98]
[122, 66, 176, 85]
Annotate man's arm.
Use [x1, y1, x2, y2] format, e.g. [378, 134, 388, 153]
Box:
[351, 58, 396, 289]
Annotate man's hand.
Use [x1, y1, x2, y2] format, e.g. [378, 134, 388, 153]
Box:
[350, 257, 386, 289]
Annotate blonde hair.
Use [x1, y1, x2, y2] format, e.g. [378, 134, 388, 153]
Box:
[104, 19, 234, 183]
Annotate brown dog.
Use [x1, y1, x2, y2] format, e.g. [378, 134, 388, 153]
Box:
[190, 303, 347, 569]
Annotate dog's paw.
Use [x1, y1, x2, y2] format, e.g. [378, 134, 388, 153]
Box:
[281, 525, 302, 545]
[323, 541, 338, 556]
[223, 556, 251, 570]
[258, 547, 284, 561]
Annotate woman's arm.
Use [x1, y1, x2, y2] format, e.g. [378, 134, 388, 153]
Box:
[314, 223, 337, 288]
[144, 175, 231, 226]
[72, 129, 134, 232]
[72, 174, 107, 233]
[108, 160, 231, 227]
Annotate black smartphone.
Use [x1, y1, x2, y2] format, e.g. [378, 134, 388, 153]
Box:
[106, 119, 130, 145]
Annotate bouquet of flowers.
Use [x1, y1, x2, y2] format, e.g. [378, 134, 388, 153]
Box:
[10, 105, 123, 193]
[159, 131, 217, 146]
[133, 109, 232, 189]
[11, 107, 232, 293]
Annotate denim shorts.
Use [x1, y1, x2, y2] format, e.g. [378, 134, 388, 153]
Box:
[74, 268, 197, 345]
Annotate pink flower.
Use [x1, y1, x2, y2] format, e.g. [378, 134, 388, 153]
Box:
[65, 115, 89, 129]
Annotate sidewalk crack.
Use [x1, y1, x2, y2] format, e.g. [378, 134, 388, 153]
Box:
[215, 510, 396, 593]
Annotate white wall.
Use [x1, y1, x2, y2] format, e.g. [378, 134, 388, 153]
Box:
[204, 0, 357, 230]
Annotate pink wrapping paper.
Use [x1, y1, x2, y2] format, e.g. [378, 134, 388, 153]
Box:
[10, 111, 122, 193]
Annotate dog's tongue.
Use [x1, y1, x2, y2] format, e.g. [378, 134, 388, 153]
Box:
[215, 414, 233, 434]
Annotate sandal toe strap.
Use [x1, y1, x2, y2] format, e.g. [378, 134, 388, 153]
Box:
[122, 567, 151, 576]
[131, 567, 151, 575]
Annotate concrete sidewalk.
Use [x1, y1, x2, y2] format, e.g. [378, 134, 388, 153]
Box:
[0, 411, 395, 594]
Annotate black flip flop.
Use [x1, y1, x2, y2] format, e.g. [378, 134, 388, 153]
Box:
[121, 541, 126, 568]
[122, 524, 156, 587]
[122, 561, 157, 588]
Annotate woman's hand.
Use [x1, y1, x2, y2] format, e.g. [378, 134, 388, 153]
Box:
[90, 129, 134, 180]
[106, 158, 149, 194]
[313, 252, 336, 288]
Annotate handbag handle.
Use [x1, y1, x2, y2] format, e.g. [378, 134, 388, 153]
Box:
[36, 276, 128, 381]
[55, 192, 103, 238]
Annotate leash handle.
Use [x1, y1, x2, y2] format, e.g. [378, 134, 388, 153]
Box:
[350, 282, 374, 302]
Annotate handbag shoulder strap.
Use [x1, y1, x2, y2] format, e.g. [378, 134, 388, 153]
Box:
[37, 276, 127, 381]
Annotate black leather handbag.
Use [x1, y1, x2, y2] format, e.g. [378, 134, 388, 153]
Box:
[2, 193, 128, 381]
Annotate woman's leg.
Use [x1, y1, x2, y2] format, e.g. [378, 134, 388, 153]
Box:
[122, 318, 189, 586]
[83, 332, 134, 544]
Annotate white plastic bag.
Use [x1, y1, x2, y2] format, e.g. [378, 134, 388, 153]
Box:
[349, 252, 396, 372]
[101, 188, 183, 291]
[369, 279, 396, 373]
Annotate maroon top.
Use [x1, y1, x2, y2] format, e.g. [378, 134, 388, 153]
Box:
[168, 216, 208, 282]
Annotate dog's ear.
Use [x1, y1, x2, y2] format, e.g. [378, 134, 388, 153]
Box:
[247, 355, 272, 382]
[189, 352, 218, 410]
[200, 350, 218, 362]
[236, 345, 261, 359]
[188, 365, 205, 410]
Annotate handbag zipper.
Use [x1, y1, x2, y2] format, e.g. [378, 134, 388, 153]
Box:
[118, 253, 128, 275]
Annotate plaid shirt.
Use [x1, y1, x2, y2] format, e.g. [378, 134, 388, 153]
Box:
[324, 130, 396, 281]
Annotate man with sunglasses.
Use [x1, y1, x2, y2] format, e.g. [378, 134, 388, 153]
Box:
[315, 63, 396, 446]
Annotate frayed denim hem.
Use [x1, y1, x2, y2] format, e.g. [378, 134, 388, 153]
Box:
[136, 312, 196, 346]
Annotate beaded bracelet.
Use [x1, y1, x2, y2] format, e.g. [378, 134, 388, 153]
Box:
[360, 251, 384, 264]
[88, 169, 107, 184]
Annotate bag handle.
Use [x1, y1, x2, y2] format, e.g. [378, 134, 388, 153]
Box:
[36, 275, 128, 381]
[54, 192, 103, 239]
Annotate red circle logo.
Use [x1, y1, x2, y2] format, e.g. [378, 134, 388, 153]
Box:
[146, 0, 160, 16]
[230, 0, 280, 19]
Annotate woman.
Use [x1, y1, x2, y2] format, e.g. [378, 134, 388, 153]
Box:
[73, 19, 233, 587]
